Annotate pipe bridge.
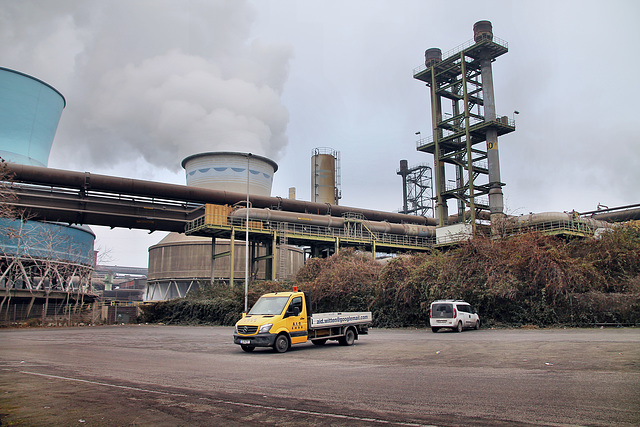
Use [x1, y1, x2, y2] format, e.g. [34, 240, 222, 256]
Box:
[2, 163, 434, 233]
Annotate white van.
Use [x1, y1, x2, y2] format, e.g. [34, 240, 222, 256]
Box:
[429, 300, 480, 333]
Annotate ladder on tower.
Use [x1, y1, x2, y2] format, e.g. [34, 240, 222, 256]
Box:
[277, 223, 287, 280]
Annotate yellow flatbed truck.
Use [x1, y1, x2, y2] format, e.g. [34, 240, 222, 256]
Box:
[233, 288, 372, 353]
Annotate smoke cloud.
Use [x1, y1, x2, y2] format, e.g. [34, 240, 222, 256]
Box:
[0, 0, 292, 173]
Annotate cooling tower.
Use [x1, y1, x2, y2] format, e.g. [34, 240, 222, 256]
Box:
[0, 219, 95, 266]
[147, 152, 302, 300]
[0, 67, 66, 166]
[182, 152, 278, 196]
[0, 68, 95, 322]
[0, 68, 94, 267]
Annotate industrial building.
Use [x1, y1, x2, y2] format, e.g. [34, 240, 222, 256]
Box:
[2, 21, 640, 324]
[145, 152, 305, 300]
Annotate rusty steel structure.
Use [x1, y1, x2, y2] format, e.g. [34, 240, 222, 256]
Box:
[4, 163, 435, 231]
[5, 162, 639, 236]
[2, 163, 440, 285]
[2, 162, 640, 286]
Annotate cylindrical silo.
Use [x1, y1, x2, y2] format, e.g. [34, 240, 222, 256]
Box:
[424, 48, 442, 68]
[473, 20, 493, 42]
[311, 147, 340, 205]
[146, 233, 303, 300]
[473, 20, 504, 220]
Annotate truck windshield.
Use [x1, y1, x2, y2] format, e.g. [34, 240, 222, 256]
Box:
[248, 296, 289, 315]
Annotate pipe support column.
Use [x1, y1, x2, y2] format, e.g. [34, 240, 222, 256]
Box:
[480, 57, 504, 219]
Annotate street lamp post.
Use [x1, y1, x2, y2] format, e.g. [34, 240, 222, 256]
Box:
[244, 153, 251, 313]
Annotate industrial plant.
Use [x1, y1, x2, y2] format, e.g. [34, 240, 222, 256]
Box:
[1, 21, 639, 325]
[0, 67, 96, 323]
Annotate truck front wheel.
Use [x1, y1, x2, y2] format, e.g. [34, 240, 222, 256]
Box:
[273, 334, 290, 353]
[339, 328, 356, 346]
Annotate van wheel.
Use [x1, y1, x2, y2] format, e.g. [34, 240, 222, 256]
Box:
[431, 327, 439, 333]
[241, 345, 255, 352]
[474, 320, 480, 330]
[273, 334, 290, 353]
[312, 339, 327, 346]
[456, 322, 463, 333]
[339, 328, 356, 346]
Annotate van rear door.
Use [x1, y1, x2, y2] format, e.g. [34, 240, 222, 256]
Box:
[457, 304, 472, 327]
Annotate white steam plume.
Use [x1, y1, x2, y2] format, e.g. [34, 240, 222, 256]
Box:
[0, 0, 292, 172]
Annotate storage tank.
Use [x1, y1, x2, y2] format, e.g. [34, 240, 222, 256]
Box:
[311, 147, 341, 205]
[473, 20, 493, 42]
[424, 48, 442, 68]
[146, 233, 303, 300]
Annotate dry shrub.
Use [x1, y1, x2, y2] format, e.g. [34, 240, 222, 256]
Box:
[295, 248, 380, 313]
[570, 291, 640, 325]
[569, 226, 640, 292]
[373, 252, 445, 327]
[143, 226, 640, 328]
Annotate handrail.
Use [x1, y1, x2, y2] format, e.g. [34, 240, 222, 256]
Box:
[186, 213, 434, 249]
[416, 116, 514, 150]
[413, 36, 509, 76]
[186, 212, 602, 253]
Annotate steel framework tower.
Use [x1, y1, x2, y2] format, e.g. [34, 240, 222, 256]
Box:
[413, 21, 515, 229]
[397, 160, 434, 217]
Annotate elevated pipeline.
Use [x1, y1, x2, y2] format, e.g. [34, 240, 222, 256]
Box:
[507, 211, 610, 229]
[230, 208, 436, 237]
[5, 163, 435, 226]
[585, 205, 640, 223]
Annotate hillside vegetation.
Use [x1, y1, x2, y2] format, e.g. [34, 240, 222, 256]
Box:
[141, 226, 640, 328]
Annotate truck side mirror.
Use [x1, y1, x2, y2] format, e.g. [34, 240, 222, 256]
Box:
[286, 306, 300, 317]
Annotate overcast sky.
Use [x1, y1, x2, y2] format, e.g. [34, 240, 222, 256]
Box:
[1, 0, 639, 267]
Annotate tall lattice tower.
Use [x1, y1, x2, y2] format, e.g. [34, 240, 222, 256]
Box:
[413, 21, 515, 230]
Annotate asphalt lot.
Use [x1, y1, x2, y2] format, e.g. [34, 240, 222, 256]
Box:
[1, 325, 639, 426]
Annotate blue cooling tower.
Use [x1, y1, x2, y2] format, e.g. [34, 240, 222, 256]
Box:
[0, 219, 95, 265]
[0, 67, 66, 167]
[0, 67, 95, 271]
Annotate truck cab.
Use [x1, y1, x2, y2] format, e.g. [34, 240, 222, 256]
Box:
[234, 290, 371, 353]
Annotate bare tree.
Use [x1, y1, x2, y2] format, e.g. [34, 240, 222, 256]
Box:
[0, 159, 96, 325]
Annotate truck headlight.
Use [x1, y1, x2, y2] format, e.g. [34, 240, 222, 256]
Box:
[258, 323, 272, 334]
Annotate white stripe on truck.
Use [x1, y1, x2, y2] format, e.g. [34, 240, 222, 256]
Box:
[310, 312, 372, 328]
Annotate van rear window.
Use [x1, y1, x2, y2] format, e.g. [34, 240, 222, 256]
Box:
[432, 303, 454, 318]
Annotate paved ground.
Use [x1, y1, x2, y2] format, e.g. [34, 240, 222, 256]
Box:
[0, 325, 638, 426]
